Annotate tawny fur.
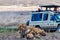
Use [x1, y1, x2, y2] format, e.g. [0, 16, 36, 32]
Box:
[17, 24, 46, 39]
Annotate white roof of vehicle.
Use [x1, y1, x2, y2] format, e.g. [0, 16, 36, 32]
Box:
[32, 11, 55, 14]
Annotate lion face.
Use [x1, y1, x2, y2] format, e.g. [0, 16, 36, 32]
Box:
[18, 24, 27, 31]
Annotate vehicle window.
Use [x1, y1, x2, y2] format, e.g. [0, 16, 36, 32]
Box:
[43, 14, 48, 21]
[54, 14, 60, 21]
[50, 15, 55, 21]
[55, 14, 60, 19]
[31, 13, 42, 21]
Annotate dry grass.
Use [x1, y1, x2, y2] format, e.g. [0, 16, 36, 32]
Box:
[0, 28, 17, 33]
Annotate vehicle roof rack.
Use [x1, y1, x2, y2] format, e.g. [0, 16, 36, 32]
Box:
[40, 4, 60, 11]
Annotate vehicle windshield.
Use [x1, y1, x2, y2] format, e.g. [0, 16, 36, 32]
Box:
[54, 14, 60, 21]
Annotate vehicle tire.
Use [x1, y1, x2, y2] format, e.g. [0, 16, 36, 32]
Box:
[26, 20, 29, 26]
[45, 28, 57, 32]
[57, 24, 60, 32]
[35, 25, 41, 28]
[48, 28, 57, 32]
[50, 30, 57, 32]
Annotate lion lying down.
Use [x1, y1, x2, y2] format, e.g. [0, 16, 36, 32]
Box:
[17, 24, 46, 39]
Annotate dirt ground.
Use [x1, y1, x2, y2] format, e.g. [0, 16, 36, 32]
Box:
[41, 32, 60, 40]
[0, 32, 60, 40]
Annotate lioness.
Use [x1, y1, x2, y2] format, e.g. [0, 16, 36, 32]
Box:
[18, 24, 27, 38]
[17, 24, 46, 40]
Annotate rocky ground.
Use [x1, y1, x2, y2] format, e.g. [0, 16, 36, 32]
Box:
[0, 32, 60, 40]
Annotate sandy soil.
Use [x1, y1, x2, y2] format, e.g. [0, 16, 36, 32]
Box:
[41, 32, 60, 40]
[0, 32, 60, 40]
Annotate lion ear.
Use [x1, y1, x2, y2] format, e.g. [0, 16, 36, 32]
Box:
[16, 24, 20, 27]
